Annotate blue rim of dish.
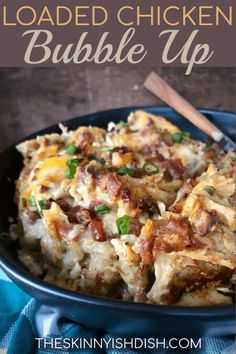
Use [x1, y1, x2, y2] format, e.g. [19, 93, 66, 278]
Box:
[0, 106, 235, 317]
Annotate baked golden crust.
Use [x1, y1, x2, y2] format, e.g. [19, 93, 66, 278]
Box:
[15, 111, 236, 305]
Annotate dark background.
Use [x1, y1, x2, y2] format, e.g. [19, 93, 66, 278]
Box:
[0, 67, 235, 148]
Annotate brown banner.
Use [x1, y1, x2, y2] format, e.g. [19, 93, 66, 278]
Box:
[0, 0, 235, 71]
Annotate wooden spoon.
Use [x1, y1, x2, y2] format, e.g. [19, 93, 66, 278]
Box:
[144, 71, 235, 151]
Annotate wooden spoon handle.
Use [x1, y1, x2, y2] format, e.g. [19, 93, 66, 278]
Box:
[144, 72, 224, 142]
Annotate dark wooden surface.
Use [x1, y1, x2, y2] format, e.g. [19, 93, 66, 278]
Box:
[0, 67, 235, 147]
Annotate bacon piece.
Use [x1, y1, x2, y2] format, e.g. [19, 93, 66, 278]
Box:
[87, 165, 106, 181]
[154, 234, 190, 253]
[90, 219, 106, 242]
[153, 217, 192, 253]
[45, 200, 53, 210]
[54, 221, 73, 239]
[140, 145, 152, 156]
[66, 206, 91, 225]
[77, 166, 88, 185]
[106, 173, 122, 197]
[79, 131, 93, 144]
[133, 223, 142, 237]
[133, 167, 144, 178]
[76, 131, 94, 154]
[193, 209, 218, 236]
[140, 145, 165, 161]
[96, 172, 109, 191]
[204, 147, 219, 160]
[77, 141, 89, 154]
[140, 128, 152, 137]
[139, 235, 156, 267]
[40, 185, 49, 193]
[139, 217, 191, 266]
[166, 217, 191, 235]
[87, 164, 122, 198]
[139, 196, 157, 213]
[27, 211, 40, 224]
[121, 187, 131, 200]
[163, 159, 185, 179]
[154, 217, 191, 237]
[121, 187, 138, 210]
[150, 154, 165, 163]
[112, 146, 129, 154]
[129, 162, 144, 178]
[170, 202, 184, 214]
[139, 118, 155, 136]
[56, 199, 70, 212]
[89, 200, 103, 212]
[190, 237, 205, 249]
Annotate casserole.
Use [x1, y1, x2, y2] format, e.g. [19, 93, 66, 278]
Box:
[0, 106, 235, 337]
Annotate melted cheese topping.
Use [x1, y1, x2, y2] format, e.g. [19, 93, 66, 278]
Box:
[36, 156, 69, 184]
[15, 110, 236, 306]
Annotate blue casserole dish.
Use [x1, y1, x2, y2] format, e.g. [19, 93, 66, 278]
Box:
[0, 106, 235, 337]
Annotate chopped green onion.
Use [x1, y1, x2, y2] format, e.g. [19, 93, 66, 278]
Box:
[39, 200, 49, 211]
[65, 171, 74, 180]
[101, 147, 114, 152]
[119, 120, 128, 127]
[29, 196, 36, 207]
[65, 158, 82, 179]
[171, 132, 183, 143]
[116, 215, 130, 235]
[232, 156, 236, 162]
[95, 204, 110, 215]
[117, 166, 135, 177]
[203, 186, 216, 196]
[143, 162, 159, 176]
[182, 132, 192, 138]
[172, 132, 191, 143]
[66, 158, 82, 167]
[66, 144, 77, 155]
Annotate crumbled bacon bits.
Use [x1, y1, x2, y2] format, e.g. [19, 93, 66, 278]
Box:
[66, 206, 91, 225]
[163, 158, 185, 179]
[27, 210, 40, 224]
[65, 203, 107, 242]
[55, 221, 73, 239]
[153, 217, 191, 253]
[40, 185, 49, 193]
[139, 234, 156, 267]
[193, 209, 218, 236]
[139, 217, 194, 266]
[78, 131, 94, 144]
[56, 199, 70, 212]
[106, 173, 122, 197]
[121, 187, 138, 210]
[90, 219, 106, 242]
